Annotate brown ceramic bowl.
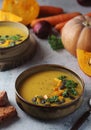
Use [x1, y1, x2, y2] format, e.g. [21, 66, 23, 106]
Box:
[0, 21, 30, 60]
[0, 21, 37, 71]
[15, 64, 84, 120]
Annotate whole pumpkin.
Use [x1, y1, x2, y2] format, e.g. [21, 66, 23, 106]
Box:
[61, 15, 91, 56]
[61, 15, 91, 76]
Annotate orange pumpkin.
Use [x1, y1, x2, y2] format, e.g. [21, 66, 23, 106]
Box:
[61, 15, 91, 76]
[61, 15, 91, 56]
[0, 10, 22, 22]
[77, 49, 91, 76]
[2, 0, 40, 25]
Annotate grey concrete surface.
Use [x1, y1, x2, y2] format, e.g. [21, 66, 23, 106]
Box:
[0, 0, 91, 130]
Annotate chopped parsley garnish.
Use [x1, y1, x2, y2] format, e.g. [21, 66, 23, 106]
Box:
[58, 75, 67, 81]
[58, 76, 78, 97]
[31, 75, 79, 106]
[47, 96, 59, 103]
[48, 35, 64, 50]
[0, 34, 23, 47]
[62, 80, 78, 97]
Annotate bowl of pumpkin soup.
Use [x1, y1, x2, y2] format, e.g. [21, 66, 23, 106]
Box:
[15, 64, 84, 119]
[0, 21, 37, 71]
[0, 21, 29, 59]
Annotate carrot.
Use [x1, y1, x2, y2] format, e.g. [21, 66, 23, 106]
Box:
[31, 12, 81, 27]
[85, 12, 91, 17]
[54, 21, 67, 31]
[39, 5, 64, 17]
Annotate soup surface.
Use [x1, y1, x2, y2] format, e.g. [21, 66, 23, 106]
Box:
[19, 70, 83, 106]
[0, 25, 28, 48]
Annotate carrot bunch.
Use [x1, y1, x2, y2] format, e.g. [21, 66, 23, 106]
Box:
[85, 12, 91, 17]
[39, 5, 64, 17]
[31, 5, 81, 32]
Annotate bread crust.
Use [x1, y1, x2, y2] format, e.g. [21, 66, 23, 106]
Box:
[0, 91, 9, 106]
[0, 91, 17, 123]
[0, 106, 17, 123]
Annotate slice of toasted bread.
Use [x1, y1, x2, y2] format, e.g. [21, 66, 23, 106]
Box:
[0, 91, 9, 106]
[0, 106, 17, 123]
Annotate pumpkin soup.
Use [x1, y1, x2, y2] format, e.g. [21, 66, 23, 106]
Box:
[0, 25, 28, 48]
[19, 70, 83, 106]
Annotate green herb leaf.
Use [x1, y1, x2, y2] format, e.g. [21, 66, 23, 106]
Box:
[48, 35, 64, 50]
[0, 34, 23, 47]
[69, 88, 78, 96]
[62, 89, 69, 97]
[65, 80, 78, 89]
[63, 80, 78, 96]
[0, 36, 6, 42]
[9, 35, 22, 41]
[47, 96, 59, 103]
[58, 76, 78, 97]
[58, 75, 67, 81]
[9, 42, 15, 47]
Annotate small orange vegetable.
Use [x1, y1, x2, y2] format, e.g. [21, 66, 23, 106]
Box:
[31, 12, 81, 27]
[53, 78, 62, 88]
[54, 78, 60, 83]
[0, 10, 22, 22]
[56, 80, 62, 88]
[85, 12, 91, 17]
[51, 91, 59, 96]
[77, 49, 91, 77]
[39, 5, 64, 17]
[58, 90, 64, 96]
[58, 96, 64, 101]
[54, 21, 67, 31]
[51, 89, 64, 96]
[2, 0, 40, 25]
[53, 87, 58, 91]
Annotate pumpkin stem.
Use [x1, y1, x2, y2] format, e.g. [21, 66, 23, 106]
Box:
[83, 21, 91, 27]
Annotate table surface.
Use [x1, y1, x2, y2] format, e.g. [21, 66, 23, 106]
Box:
[0, 0, 91, 130]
